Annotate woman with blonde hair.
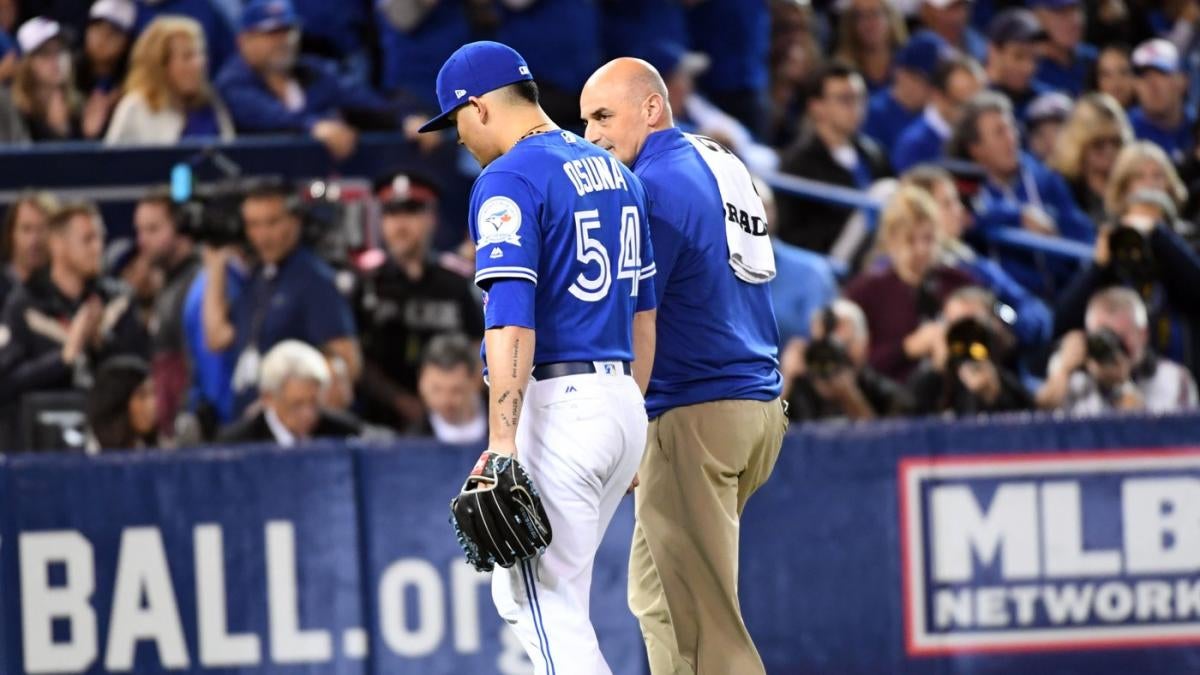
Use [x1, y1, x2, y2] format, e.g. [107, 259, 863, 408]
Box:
[106, 16, 233, 145]
[834, 0, 908, 92]
[1048, 93, 1134, 223]
[1103, 141, 1196, 244]
[844, 185, 973, 382]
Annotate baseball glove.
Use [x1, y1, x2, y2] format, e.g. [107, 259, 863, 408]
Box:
[450, 450, 553, 572]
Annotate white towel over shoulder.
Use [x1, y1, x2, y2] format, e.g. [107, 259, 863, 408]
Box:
[684, 133, 776, 284]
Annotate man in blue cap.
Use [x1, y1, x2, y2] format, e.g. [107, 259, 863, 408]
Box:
[1031, 0, 1096, 96]
[420, 41, 656, 675]
[215, 0, 403, 160]
[985, 8, 1054, 124]
[864, 30, 949, 149]
[1128, 38, 1193, 163]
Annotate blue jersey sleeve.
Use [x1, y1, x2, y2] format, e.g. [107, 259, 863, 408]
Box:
[469, 171, 542, 289]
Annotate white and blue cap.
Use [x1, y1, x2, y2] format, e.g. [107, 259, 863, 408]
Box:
[418, 41, 534, 134]
[1132, 38, 1180, 75]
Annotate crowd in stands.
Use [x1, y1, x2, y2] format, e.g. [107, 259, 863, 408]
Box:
[0, 0, 1199, 451]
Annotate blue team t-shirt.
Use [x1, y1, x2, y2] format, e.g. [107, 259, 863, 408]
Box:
[633, 127, 782, 419]
[468, 130, 656, 366]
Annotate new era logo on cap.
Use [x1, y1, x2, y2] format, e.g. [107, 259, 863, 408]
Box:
[418, 41, 535, 134]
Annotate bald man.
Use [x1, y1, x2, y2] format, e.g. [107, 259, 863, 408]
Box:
[581, 59, 786, 675]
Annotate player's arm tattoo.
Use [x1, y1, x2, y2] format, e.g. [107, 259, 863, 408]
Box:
[511, 337, 520, 378]
[497, 388, 525, 429]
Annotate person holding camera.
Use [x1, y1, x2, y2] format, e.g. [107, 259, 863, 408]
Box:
[907, 286, 1033, 417]
[201, 180, 360, 420]
[1038, 287, 1198, 414]
[781, 299, 911, 422]
[1054, 188, 1200, 381]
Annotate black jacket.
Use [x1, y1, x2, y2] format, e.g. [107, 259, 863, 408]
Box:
[775, 132, 892, 253]
[0, 271, 149, 405]
[217, 408, 363, 445]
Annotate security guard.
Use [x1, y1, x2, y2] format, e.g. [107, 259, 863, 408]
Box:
[356, 172, 483, 431]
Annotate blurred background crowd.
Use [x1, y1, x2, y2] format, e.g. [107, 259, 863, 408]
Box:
[0, 0, 1198, 452]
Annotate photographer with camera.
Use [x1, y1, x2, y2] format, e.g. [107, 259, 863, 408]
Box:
[907, 286, 1033, 417]
[781, 299, 911, 422]
[1054, 188, 1200, 381]
[1038, 287, 1198, 414]
[201, 179, 360, 421]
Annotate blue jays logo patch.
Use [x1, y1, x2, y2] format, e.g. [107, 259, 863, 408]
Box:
[476, 196, 522, 247]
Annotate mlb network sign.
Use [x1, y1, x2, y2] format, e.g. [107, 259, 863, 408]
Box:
[900, 448, 1200, 656]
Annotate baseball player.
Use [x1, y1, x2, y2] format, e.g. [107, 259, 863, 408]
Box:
[581, 59, 787, 675]
[419, 42, 657, 674]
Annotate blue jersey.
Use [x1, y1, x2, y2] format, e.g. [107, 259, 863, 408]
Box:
[633, 128, 781, 418]
[469, 131, 656, 365]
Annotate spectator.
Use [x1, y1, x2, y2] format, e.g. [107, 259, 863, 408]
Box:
[637, 41, 779, 175]
[1049, 92, 1135, 223]
[215, 0, 403, 160]
[0, 29, 16, 84]
[781, 299, 911, 422]
[756, 176, 837, 344]
[106, 16, 235, 144]
[202, 179, 360, 417]
[766, 1, 821, 148]
[1038, 287, 1198, 414]
[217, 339, 363, 445]
[863, 30, 947, 149]
[0, 190, 57, 310]
[909, 312, 1034, 417]
[356, 172, 482, 432]
[948, 91, 1094, 294]
[0, 203, 149, 408]
[1105, 142, 1193, 236]
[919, 0, 987, 62]
[834, 0, 908, 93]
[1090, 44, 1136, 108]
[1024, 91, 1072, 163]
[901, 165, 1053, 348]
[1031, 0, 1095, 96]
[892, 53, 985, 172]
[133, 189, 200, 437]
[376, 0, 489, 110]
[776, 62, 891, 253]
[1055, 189, 1200, 379]
[416, 333, 486, 444]
[845, 186, 973, 381]
[74, 0, 136, 139]
[86, 355, 158, 450]
[687, 0, 772, 137]
[132, 0, 236, 75]
[12, 17, 94, 140]
[1128, 38, 1193, 163]
[985, 9, 1053, 124]
[495, 0, 603, 131]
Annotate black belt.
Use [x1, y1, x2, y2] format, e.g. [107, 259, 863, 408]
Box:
[532, 361, 631, 380]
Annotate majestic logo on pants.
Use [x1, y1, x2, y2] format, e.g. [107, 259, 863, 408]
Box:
[899, 449, 1200, 656]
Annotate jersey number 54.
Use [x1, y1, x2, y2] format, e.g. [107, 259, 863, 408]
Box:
[569, 206, 641, 303]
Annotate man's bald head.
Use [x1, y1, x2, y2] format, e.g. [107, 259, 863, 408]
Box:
[581, 58, 674, 166]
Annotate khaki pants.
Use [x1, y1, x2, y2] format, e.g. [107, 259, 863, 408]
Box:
[628, 398, 787, 675]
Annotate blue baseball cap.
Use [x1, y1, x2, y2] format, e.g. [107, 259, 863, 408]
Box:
[418, 41, 534, 134]
[895, 31, 949, 80]
[240, 0, 300, 33]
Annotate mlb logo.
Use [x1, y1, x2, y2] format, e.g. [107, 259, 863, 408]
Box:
[519, 66, 530, 76]
[899, 448, 1200, 656]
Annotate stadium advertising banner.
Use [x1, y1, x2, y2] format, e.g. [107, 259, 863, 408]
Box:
[0, 442, 641, 675]
[3, 415, 1200, 674]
